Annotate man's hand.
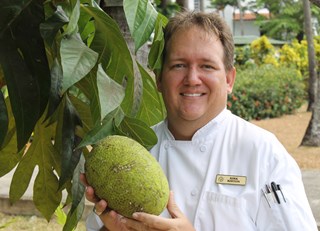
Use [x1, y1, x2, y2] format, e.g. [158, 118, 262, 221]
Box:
[121, 191, 195, 231]
[80, 173, 129, 231]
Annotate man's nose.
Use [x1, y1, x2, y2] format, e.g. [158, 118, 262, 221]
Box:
[184, 67, 202, 85]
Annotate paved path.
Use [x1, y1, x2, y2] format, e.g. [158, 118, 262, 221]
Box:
[302, 170, 320, 229]
[0, 168, 319, 229]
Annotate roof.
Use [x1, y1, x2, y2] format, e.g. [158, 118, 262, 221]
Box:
[233, 35, 287, 45]
[233, 12, 270, 21]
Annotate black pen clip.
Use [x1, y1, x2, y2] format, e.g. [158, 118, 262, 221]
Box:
[277, 184, 286, 203]
[271, 181, 281, 204]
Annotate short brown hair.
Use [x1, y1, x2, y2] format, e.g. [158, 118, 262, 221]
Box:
[163, 11, 234, 71]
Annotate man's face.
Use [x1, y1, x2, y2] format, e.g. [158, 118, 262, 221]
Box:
[158, 26, 235, 128]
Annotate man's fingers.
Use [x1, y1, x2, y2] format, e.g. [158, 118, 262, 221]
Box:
[85, 186, 100, 203]
[122, 215, 159, 231]
[80, 173, 89, 186]
[93, 199, 108, 215]
[100, 210, 128, 230]
[124, 213, 170, 230]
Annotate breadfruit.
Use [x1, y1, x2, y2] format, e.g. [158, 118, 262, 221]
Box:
[85, 135, 169, 218]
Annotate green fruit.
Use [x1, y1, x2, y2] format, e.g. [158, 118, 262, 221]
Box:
[85, 135, 169, 218]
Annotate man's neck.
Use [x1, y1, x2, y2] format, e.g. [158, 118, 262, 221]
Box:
[167, 109, 225, 140]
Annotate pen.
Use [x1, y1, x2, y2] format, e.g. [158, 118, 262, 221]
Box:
[271, 182, 281, 204]
[265, 184, 272, 193]
[261, 189, 271, 208]
[265, 184, 276, 203]
[277, 184, 286, 203]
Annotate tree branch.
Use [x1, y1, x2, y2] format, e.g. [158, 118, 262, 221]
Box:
[309, 0, 320, 8]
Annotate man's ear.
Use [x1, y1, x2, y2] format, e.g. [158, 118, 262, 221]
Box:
[226, 67, 236, 94]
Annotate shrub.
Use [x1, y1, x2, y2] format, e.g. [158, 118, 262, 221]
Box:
[228, 65, 306, 120]
[279, 39, 308, 76]
[250, 36, 278, 66]
[234, 45, 251, 66]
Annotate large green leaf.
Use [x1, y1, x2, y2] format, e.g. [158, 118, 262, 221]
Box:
[0, 98, 21, 177]
[60, 34, 98, 93]
[10, 114, 62, 221]
[124, 0, 158, 53]
[148, 13, 168, 72]
[0, 91, 8, 147]
[97, 64, 125, 120]
[59, 95, 82, 190]
[81, 6, 135, 114]
[69, 94, 93, 133]
[76, 71, 101, 125]
[0, 0, 51, 151]
[9, 148, 37, 203]
[46, 58, 63, 121]
[40, 6, 69, 46]
[64, 0, 80, 36]
[34, 159, 62, 222]
[78, 9, 95, 45]
[77, 107, 124, 148]
[136, 63, 166, 126]
[0, 129, 21, 177]
[63, 155, 85, 231]
[116, 116, 158, 150]
[130, 57, 143, 117]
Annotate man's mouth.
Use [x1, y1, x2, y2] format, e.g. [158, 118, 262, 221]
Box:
[181, 93, 204, 97]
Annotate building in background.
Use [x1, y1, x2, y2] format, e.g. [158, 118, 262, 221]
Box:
[177, 1, 285, 45]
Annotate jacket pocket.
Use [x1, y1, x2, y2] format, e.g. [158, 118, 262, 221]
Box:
[200, 191, 256, 231]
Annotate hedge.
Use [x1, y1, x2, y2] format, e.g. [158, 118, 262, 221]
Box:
[227, 65, 306, 120]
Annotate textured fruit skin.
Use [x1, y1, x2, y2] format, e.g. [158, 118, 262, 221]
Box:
[85, 135, 169, 218]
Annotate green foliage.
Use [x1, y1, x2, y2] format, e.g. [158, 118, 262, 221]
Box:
[228, 65, 306, 120]
[125, 0, 158, 52]
[279, 40, 308, 75]
[235, 35, 320, 78]
[234, 45, 251, 66]
[210, 0, 239, 10]
[250, 0, 306, 41]
[0, 0, 166, 230]
[54, 204, 68, 227]
[153, 0, 180, 18]
[250, 36, 278, 66]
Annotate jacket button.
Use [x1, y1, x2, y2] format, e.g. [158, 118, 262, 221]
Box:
[191, 189, 198, 196]
[200, 145, 206, 152]
[164, 143, 170, 149]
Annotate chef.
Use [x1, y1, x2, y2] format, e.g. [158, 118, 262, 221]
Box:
[84, 11, 317, 231]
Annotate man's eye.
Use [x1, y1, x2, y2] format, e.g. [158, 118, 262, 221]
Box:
[202, 65, 214, 69]
[173, 64, 185, 69]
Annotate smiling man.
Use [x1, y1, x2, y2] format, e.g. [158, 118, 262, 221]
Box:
[84, 11, 317, 231]
[157, 18, 235, 140]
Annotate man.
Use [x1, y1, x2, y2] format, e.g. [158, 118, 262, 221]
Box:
[84, 11, 317, 230]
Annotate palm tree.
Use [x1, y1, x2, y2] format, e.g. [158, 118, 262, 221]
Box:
[303, 0, 317, 111]
[301, 0, 320, 146]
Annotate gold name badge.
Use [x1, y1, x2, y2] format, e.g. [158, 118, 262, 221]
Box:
[215, 174, 247, 186]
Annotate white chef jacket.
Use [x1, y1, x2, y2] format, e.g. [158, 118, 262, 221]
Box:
[86, 109, 317, 231]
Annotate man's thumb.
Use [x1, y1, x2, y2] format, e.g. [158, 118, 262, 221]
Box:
[167, 191, 184, 219]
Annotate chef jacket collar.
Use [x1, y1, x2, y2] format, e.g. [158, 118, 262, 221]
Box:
[163, 108, 230, 141]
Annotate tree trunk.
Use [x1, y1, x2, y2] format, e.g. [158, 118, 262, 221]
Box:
[301, 83, 320, 146]
[100, 0, 149, 66]
[176, 0, 188, 10]
[237, 0, 244, 36]
[200, 0, 205, 11]
[303, 0, 317, 111]
[301, 0, 320, 146]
